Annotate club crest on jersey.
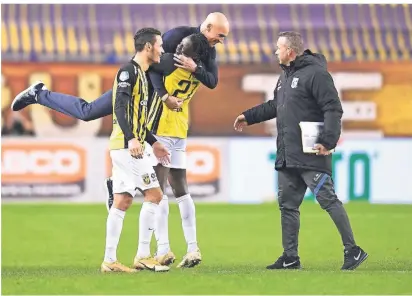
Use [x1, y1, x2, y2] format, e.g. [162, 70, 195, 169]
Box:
[119, 71, 129, 81]
[291, 77, 299, 88]
[142, 173, 151, 185]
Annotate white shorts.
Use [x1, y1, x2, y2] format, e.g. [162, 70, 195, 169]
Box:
[110, 149, 160, 197]
[146, 136, 187, 169]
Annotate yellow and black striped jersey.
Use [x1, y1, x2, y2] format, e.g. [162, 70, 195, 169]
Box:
[147, 53, 201, 139]
[109, 60, 149, 150]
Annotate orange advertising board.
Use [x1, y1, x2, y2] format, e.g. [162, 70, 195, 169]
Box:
[1, 142, 87, 197]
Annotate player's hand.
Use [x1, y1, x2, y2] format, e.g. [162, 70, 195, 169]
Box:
[152, 141, 171, 166]
[128, 138, 144, 159]
[234, 114, 248, 132]
[174, 54, 197, 73]
[314, 144, 331, 156]
[165, 95, 183, 110]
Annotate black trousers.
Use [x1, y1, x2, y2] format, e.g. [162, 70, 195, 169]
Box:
[277, 168, 356, 257]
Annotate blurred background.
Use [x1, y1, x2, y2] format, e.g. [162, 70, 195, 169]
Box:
[2, 3, 412, 204]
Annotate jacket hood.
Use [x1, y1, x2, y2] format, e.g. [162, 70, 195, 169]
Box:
[293, 49, 327, 70]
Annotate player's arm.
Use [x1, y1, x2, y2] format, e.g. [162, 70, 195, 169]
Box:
[148, 71, 167, 99]
[242, 77, 280, 125]
[145, 129, 157, 146]
[113, 66, 136, 142]
[145, 128, 171, 164]
[193, 54, 218, 89]
[162, 26, 192, 53]
[162, 26, 220, 88]
[310, 70, 343, 150]
[148, 54, 182, 110]
[148, 54, 173, 99]
[148, 27, 190, 98]
[148, 54, 175, 98]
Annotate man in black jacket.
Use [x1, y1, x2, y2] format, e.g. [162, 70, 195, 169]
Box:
[234, 31, 368, 271]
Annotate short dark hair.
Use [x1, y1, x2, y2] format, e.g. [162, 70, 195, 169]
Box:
[185, 33, 210, 61]
[278, 31, 304, 55]
[133, 28, 162, 52]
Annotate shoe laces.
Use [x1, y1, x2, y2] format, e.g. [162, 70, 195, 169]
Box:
[344, 246, 358, 260]
[274, 253, 287, 264]
[28, 88, 37, 97]
[344, 251, 350, 261]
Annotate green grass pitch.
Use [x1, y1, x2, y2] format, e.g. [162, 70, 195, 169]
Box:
[2, 202, 412, 294]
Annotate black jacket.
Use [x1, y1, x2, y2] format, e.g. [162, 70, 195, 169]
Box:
[243, 50, 343, 175]
[149, 26, 218, 98]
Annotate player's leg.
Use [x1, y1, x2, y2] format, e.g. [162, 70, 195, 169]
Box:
[11, 81, 113, 121]
[168, 138, 201, 268]
[131, 152, 169, 272]
[152, 164, 175, 263]
[102, 192, 137, 273]
[150, 136, 175, 265]
[37, 89, 113, 121]
[266, 168, 306, 270]
[105, 139, 176, 268]
[105, 142, 156, 212]
[101, 150, 137, 273]
[300, 170, 368, 270]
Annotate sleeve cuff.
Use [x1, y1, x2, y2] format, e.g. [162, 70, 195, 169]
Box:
[318, 136, 335, 150]
[160, 94, 169, 102]
[156, 89, 168, 98]
[145, 131, 158, 146]
[125, 134, 135, 142]
[242, 110, 253, 125]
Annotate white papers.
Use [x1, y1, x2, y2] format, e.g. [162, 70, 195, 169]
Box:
[299, 122, 335, 154]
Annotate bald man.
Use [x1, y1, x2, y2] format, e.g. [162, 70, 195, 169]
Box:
[11, 13, 230, 269]
[151, 12, 229, 109]
[11, 12, 229, 121]
[142, 13, 229, 269]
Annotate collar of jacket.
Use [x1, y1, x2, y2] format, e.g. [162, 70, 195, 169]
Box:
[195, 26, 214, 60]
[280, 49, 316, 74]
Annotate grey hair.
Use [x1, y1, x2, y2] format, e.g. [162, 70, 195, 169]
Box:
[278, 31, 304, 56]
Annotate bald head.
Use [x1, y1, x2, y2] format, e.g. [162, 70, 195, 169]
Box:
[200, 12, 230, 47]
[204, 12, 229, 27]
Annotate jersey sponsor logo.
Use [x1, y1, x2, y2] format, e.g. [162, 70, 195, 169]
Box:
[118, 82, 130, 88]
[119, 71, 129, 81]
[1, 142, 86, 197]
